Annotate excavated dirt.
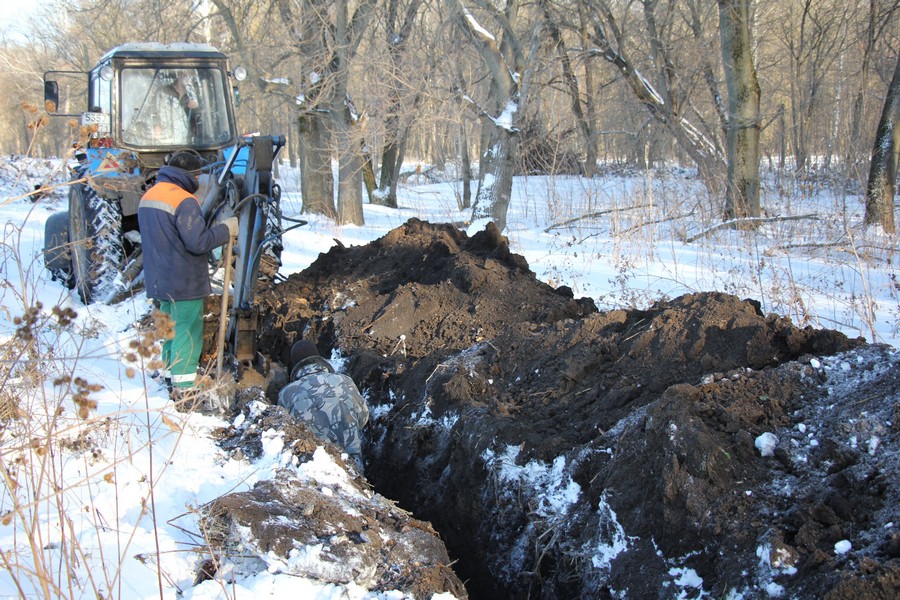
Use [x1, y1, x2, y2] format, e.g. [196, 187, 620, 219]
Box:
[199, 392, 467, 598]
[254, 219, 899, 599]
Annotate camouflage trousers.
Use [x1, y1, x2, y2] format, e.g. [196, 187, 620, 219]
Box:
[277, 371, 369, 472]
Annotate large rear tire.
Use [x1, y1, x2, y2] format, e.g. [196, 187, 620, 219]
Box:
[68, 182, 124, 304]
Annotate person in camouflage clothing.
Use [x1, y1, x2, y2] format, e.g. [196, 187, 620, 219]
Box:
[278, 341, 370, 472]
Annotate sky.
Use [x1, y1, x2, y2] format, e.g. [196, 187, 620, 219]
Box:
[0, 156, 896, 598]
[0, 0, 46, 39]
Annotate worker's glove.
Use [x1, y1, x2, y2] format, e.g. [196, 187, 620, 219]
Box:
[223, 216, 239, 237]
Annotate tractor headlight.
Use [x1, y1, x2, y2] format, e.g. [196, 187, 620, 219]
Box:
[233, 66, 247, 81]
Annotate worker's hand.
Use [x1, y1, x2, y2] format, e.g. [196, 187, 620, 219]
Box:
[223, 216, 239, 238]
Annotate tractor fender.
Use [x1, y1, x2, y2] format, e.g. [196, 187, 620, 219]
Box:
[44, 210, 71, 279]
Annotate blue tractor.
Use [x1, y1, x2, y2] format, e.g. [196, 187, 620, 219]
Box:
[43, 43, 294, 365]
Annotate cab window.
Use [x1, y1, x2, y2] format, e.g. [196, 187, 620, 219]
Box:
[119, 67, 235, 148]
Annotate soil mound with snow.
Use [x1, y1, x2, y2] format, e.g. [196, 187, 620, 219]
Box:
[257, 219, 898, 599]
[201, 394, 467, 597]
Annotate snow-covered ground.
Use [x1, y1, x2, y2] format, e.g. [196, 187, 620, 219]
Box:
[0, 155, 896, 598]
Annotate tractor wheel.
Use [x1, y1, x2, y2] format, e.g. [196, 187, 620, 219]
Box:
[261, 183, 283, 280]
[43, 211, 73, 287]
[68, 182, 124, 304]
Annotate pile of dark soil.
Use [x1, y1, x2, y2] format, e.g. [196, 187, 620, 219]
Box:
[199, 392, 467, 597]
[256, 219, 899, 599]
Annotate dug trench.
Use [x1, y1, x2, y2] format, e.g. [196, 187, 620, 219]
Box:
[247, 219, 898, 598]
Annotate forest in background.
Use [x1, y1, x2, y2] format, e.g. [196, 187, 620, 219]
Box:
[1, 0, 899, 231]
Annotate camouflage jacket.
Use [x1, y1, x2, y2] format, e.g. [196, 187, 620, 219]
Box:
[277, 357, 370, 471]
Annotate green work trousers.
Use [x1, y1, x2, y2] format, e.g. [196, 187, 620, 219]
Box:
[159, 298, 204, 388]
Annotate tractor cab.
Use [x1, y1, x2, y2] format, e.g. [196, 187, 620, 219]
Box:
[45, 43, 242, 165]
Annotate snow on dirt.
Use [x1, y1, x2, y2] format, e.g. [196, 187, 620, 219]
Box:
[254, 218, 897, 599]
[0, 154, 897, 599]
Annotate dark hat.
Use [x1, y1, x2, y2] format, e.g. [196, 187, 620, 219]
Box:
[290, 340, 320, 367]
[167, 151, 205, 172]
[156, 165, 199, 194]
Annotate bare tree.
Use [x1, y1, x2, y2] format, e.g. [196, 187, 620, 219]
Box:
[717, 0, 761, 219]
[444, 0, 537, 230]
[779, 0, 851, 175]
[582, 0, 725, 194]
[263, 0, 377, 224]
[846, 1, 900, 180]
[540, 0, 597, 176]
[374, 0, 425, 208]
[864, 49, 900, 233]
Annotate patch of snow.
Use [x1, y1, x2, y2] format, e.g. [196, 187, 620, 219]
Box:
[834, 540, 852, 554]
[482, 445, 581, 518]
[491, 100, 518, 132]
[668, 566, 703, 589]
[369, 403, 393, 420]
[591, 493, 632, 571]
[867, 436, 880, 455]
[755, 432, 778, 457]
[462, 8, 496, 42]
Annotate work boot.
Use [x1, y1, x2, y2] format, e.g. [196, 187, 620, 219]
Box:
[150, 369, 172, 393]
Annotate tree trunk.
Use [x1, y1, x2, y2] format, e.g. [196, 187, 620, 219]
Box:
[579, 3, 598, 176]
[864, 50, 900, 234]
[718, 0, 762, 220]
[362, 144, 378, 203]
[472, 125, 517, 229]
[334, 104, 365, 225]
[460, 124, 472, 209]
[446, 0, 522, 231]
[376, 139, 401, 208]
[544, 1, 593, 176]
[299, 113, 336, 217]
[332, 0, 365, 225]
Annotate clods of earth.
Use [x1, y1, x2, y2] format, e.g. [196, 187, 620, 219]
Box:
[212, 219, 897, 599]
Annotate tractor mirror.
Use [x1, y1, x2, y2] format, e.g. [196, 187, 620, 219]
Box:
[42, 70, 88, 117]
[44, 80, 59, 114]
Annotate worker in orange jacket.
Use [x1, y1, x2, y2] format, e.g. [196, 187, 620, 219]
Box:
[138, 163, 238, 394]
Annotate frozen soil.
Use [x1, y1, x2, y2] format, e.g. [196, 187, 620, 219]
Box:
[199, 394, 467, 598]
[254, 219, 899, 599]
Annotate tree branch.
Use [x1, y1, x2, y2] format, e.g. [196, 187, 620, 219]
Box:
[684, 213, 822, 243]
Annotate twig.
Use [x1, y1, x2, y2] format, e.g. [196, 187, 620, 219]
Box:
[765, 241, 896, 260]
[544, 204, 651, 232]
[684, 213, 822, 243]
[616, 206, 696, 237]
